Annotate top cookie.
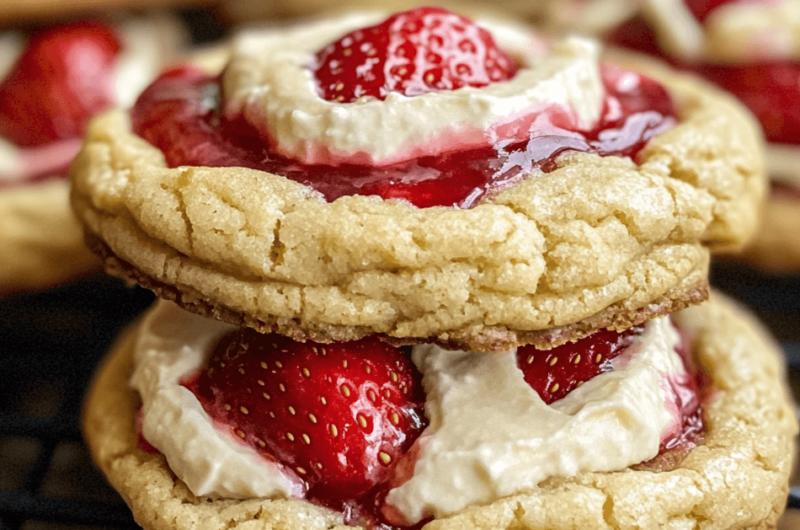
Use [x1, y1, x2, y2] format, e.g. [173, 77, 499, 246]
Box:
[70, 10, 764, 352]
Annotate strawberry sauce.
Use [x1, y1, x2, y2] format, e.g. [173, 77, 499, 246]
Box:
[131, 64, 676, 209]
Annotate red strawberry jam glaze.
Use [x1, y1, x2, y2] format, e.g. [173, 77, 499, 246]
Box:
[131, 63, 677, 209]
[659, 330, 706, 452]
[131, 320, 708, 529]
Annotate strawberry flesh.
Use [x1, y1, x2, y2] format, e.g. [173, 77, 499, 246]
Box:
[184, 330, 427, 509]
[313, 7, 517, 102]
[0, 21, 121, 147]
[517, 326, 643, 404]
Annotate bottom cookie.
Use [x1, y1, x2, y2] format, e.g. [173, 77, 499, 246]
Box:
[83, 292, 797, 530]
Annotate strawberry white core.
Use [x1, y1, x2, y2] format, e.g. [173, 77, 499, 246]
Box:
[222, 13, 604, 166]
[132, 300, 697, 521]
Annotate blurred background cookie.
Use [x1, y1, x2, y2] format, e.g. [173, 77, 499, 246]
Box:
[0, 15, 187, 295]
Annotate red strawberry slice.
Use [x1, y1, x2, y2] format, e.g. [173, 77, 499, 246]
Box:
[313, 6, 517, 103]
[184, 330, 427, 505]
[517, 326, 643, 404]
[0, 21, 121, 147]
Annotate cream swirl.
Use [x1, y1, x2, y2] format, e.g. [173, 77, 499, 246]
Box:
[383, 316, 687, 524]
[132, 300, 692, 520]
[221, 13, 604, 166]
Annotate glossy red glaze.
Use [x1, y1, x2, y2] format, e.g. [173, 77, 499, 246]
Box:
[132, 64, 676, 208]
[659, 327, 706, 452]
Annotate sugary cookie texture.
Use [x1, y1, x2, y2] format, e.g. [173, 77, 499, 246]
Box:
[83, 293, 798, 530]
[71, 11, 764, 351]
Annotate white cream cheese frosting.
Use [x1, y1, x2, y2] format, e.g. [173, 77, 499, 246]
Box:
[383, 316, 686, 524]
[222, 13, 604, 166]
[133, 300, 691, 521]
[130, 300, 305, 499]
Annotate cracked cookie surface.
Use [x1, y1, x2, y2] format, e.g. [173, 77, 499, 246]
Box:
[83, 293, 797, 530]
[70, 53, 763, 351]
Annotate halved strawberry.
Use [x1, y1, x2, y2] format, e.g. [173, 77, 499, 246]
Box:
[184, 330, 427, 505]
[0, 21, 121, 147]
[313, 6, 517, 103]
[517, 326, 643, 404]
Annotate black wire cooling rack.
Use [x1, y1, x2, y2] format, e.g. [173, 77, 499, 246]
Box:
[0, 275, 152, 530]
[0, 263, 798, 529]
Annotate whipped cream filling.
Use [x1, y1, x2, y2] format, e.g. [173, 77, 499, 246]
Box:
[134, 300, 693, 522]
[643, 0, 800, 63]
[222, 13, 604, 166]
[384, 316, 686, 524]
[131, 301, 305, 498]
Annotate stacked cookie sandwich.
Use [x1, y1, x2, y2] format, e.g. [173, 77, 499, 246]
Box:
[76, 7, 796, 529]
